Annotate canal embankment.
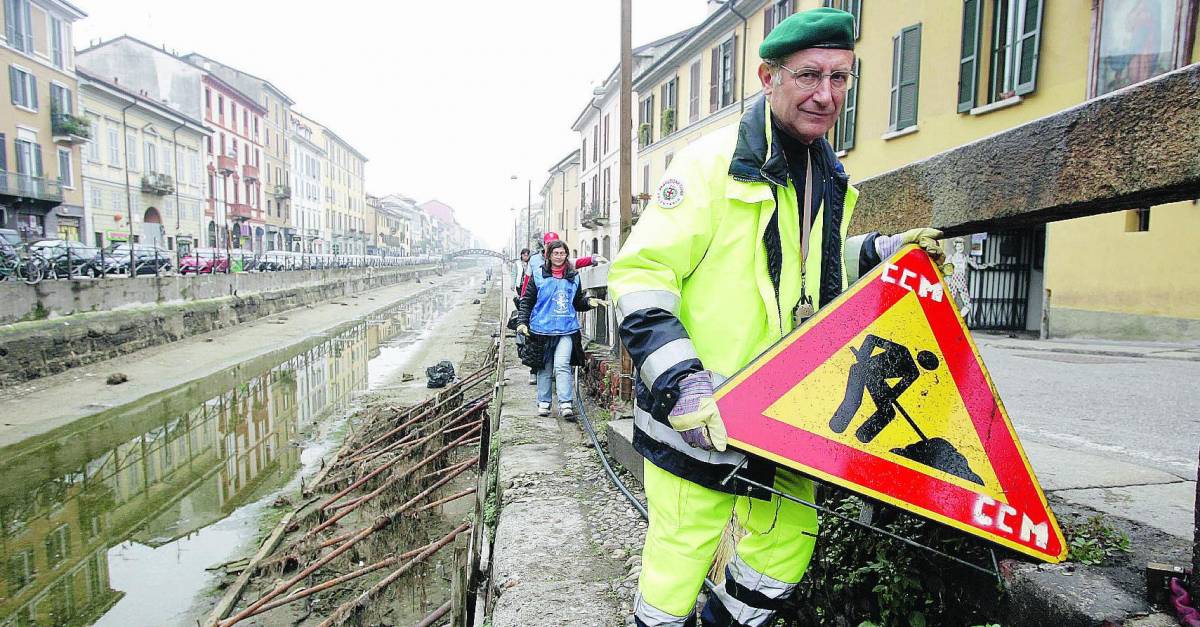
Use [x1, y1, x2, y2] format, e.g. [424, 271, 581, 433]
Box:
[0, 266, 455, 448]
[0, 265, 502, 626]
[0, 263, 441, 386]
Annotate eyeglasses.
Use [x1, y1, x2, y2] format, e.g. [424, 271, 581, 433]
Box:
[772, 63, 856, 93]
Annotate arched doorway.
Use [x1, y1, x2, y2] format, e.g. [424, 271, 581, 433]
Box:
[254, 226, 265, 253]
[142, 208, 164, 248]
[602, 235, 611, 258]
[591, 237, 599, 255]
[207, 221, 217, 247]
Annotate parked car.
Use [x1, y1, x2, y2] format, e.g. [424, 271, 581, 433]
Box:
[30, 239, 100, 278]
[178, 248, 230, 275]
[0, 228, 20, 246]
[99, 244, 173, 275]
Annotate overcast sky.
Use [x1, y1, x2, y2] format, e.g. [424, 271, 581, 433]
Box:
[75, 1, 707, 249]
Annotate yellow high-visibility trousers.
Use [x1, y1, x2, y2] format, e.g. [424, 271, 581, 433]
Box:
[635, 461, 818, 626]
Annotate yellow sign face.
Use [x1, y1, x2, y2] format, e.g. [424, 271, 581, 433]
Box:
[762, 290, 1005, 500]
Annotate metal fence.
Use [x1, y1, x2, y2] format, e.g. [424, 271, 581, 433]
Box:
[0, 239, 439, 285]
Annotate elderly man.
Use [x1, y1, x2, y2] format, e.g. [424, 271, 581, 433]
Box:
[608, 8, 943, 627]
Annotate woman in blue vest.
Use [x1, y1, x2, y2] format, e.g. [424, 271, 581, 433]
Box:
[516, 240, 604, 418]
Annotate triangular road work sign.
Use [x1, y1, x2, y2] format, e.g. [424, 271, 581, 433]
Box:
[715, 245, 1066, 562]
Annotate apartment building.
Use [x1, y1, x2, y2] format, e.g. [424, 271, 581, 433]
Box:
[182, 53, 295, 251]
[288, 111, 326, 253]
[0, 0, 88, 242]
[571, 29, 688, 263]
[78, 69, 208, 251]
[540, 149, 580, 255]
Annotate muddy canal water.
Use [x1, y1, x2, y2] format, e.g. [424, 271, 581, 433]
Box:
[0, 279, 481, 626]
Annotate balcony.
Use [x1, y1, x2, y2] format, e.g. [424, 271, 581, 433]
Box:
[141, 172, 175, 195]
[242, 164, 259, 182]
[273, 184, 291, 199]
[228, 202, 254, 220]
[580, 202, 609, 229]
[217, 154, 237, 175]
[0, 171, 64, 203]
[52, 113, 91, 146]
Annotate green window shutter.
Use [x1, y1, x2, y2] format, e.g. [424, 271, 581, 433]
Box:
[851, 0, 862, 39]
[33, 143, 42, 177]
[29, 74, 36, 110]
[1015, 0, 1043, 95]
[842, 59, 860, 150]
[957, 0, 982, 112]
[897, 24, 921, 129]
[730, 34, 738, 103]
[9, 66, 18, 106]
[764, 5, 775, 38]
[889, 34, 900, 130]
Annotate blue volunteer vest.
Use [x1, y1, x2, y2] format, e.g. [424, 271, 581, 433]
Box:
[530, 269, 581, 336]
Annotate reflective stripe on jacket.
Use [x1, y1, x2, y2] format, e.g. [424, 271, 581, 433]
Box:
[608, 96, 883, 493]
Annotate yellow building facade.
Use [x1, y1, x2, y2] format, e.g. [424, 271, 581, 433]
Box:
[541, 149, 581, 256]
[0, 0, 87, 242]
[633, 0, 1200, 340]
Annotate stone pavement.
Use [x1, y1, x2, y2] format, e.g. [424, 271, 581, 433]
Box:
[490, 351, 648, 627]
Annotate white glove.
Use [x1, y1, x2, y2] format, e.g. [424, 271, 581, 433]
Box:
[587, 298, 606, 309]
[876, 228, 946, 265]
[516, 324, 529, 336]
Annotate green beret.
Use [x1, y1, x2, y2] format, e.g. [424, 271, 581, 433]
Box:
[760, 7, 855, 59]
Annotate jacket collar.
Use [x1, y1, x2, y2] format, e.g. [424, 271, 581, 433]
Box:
[538, 265, 577, 280]
[726, 95, 842, 200]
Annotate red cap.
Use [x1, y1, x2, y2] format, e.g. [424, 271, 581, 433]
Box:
[543, 232, 560, 244]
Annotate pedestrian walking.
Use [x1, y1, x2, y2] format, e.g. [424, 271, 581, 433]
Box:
[607, 8, 946, 626]
[515, 240, 604, 418]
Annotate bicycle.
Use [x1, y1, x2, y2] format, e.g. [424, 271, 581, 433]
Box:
[0, 244, 45, 285]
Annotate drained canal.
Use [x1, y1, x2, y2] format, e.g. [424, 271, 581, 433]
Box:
[0, 274, 488, 627]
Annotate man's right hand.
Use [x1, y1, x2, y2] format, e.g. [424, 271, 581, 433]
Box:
[516, 324, 529, 336]
[667, 371, 728, 452]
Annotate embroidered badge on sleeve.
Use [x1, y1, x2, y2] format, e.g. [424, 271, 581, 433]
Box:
[656, 178, 684, 209]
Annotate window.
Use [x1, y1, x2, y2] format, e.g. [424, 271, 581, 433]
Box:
[602, 114, 610, 154]
[57, 147, 71, 187]
[90, 185, 101, 209]
[87, 118, 100, 161]
[1125, 208, 1151, 232]
[49, 17, 64, 68]
[162, 143, 172, 176]
[14, 139, 40, 177]
[144, 140, 156, 173]
[638, 95, 654, 148]
[688, 60, 701, 123]
[642, 164, 650, 196]
[833, 59, 860, 151]
[205, 88, 212, 118]
[4, 0, 33, 54]
[889, 24, 922, 131]
[764, 0, 793, 37]
[1091, 0, 1192, 97]
[711, 35, 738, 112]
[107, 124, 119, 164]
[824, 0, 862, 39]
[49, 83, 72, 117]
[592, 124, 599, 163]
[660, 77, 678, 135]
[958, 0, 1043, 110]
[127, 133, 138, 170]
[9, 65, 36, 110]
[602, 166, 610, 212]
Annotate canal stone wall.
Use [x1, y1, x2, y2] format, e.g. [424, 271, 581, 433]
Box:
[0, 265, 441, 386]
[0, 265, 439, 324]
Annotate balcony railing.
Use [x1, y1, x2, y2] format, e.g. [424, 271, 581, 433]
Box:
[242, 164, 259, 182]
[52, 113, 91, 145]
[273, 184, 291, 199]
[580, 202, 609, 228]
[141, 172, 175, 195]
[228, 202, 253, 220]
[217, 154, 237, 175]
[0, 171, 64, 202]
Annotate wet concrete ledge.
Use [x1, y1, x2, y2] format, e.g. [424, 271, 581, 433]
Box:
[0, 265, 439, 386]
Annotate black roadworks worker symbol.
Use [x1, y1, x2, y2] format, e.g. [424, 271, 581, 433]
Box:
[828, 334, 984, 486]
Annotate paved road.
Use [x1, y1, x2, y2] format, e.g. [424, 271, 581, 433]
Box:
[979, 343, 1198, 538]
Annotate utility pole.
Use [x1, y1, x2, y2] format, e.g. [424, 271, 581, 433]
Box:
[618, 0, 633, 246]
[526, 178, 532, 246]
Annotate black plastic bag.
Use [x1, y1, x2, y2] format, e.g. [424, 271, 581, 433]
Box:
[426, 360, 456, 388]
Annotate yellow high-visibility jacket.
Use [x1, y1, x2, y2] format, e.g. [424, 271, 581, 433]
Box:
[608, 96, 882, 492]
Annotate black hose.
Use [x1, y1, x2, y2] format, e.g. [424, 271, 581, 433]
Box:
[572, 366, 648, 520]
